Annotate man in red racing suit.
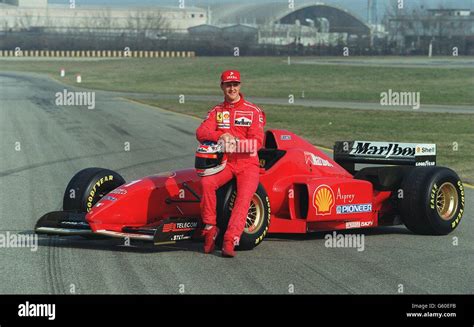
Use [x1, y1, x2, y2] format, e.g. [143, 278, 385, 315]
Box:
[196, 70, 265, 257]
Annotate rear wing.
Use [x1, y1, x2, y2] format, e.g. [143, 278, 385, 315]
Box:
[333, 141, 436, 173]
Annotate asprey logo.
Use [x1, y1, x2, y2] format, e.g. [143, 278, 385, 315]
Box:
[234, 111, 253, 126]
[313, 185, 334, 216]
[336, 187, 354, 203]
[350, 141, 415, 158]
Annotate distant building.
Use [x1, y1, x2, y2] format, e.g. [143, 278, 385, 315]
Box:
[388, 8, 474, 54]
[208, 3, 370, 47]
[0, 0, 207, 33]
[258, 24, 347, 47]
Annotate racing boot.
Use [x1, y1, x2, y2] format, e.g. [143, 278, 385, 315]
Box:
[202, 225, 219, 254]
[222, 236, 239, 258]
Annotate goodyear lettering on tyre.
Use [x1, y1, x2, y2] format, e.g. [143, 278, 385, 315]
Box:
[256, 195, 271, 245]
[452, 181, 465, 229]
[430, 183, 438, 210]
[86, 175, 114, 211]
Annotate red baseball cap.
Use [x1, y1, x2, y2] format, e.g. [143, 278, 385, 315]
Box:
[221, 70, 241, 83]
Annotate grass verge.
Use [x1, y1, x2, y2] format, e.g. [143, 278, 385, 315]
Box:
[1, 57, 473, 105]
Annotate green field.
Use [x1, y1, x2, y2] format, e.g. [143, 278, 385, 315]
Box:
[1, 57, 473, 105]
[129, 98, 474, 183]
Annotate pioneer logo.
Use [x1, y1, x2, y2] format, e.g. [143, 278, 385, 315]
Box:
[350, 142, 415, 158]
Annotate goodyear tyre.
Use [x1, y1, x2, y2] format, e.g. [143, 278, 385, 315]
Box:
[217, 181, 271, 250]
[399, 167, 465, 235]
[63, 167, 126, 213]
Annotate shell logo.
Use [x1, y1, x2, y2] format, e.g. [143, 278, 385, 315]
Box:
[313, 185, 334, 215]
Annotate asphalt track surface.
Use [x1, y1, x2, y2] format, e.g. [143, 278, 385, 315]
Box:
[0, 72, 472, 294]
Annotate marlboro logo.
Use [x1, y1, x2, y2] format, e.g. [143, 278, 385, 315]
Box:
[350, 142, 415, 158]
[234, 111, 253, 126]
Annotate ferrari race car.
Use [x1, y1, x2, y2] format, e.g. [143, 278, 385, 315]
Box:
[35, 129, 465, 250]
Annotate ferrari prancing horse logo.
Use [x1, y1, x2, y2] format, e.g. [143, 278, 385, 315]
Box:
[313, 185, 334, 215]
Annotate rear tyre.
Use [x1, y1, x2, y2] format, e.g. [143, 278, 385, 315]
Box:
[399, 167, 465, 235]
[63, 167, 126, 212]
[216, 182, 271, 250]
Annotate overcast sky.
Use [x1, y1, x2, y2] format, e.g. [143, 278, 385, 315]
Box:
[48, 0, 474, 22]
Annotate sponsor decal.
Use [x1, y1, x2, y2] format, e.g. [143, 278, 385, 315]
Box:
[162, 221, 198, 232]
[350, 142, 415, 158]
[60, 221, 89, 227]
[225, 71, 239, 81]
[217, 123, 230, 129]
[171, 234, 188, 241]
[336, 188, 355, 203]
[109, 188, 127, 195]
[415, 160, 436, 167]
[103, 195, 117, 201]
[234, 111, 253, 126]
[313, 185, 335, 216]
[337, 203, 372, 214]
[259, 115, 264, 124]
[216, 112, 223, 123]
[415, 144, 436, 155]
[336, 141, 436, 166]
[415, 143, 436, 166]
[281, 135, 291, 141]
[304, 152, 333, 167]
[345, 221, 373, 229]
[222, 111, 230, 124]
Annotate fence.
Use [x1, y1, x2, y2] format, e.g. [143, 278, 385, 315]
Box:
[0, 50, 196, 58]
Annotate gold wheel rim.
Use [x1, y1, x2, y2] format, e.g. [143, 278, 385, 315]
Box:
[436, 182, 459, 221]
[245, 194, 265, 234]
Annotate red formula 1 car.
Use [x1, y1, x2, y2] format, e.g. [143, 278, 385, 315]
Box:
[35, 129, 465, 250]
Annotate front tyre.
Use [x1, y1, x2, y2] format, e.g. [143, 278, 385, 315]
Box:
[63, 167, 126, 212]
[399, 167, 465, 235]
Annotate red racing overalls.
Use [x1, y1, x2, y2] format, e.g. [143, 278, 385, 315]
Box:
[196, 93, 265, 243]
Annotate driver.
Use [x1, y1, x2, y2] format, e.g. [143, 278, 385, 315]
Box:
[196, 70, 265, 257]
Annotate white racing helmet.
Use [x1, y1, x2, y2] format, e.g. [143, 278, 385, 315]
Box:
[195, 141, 227, 176]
